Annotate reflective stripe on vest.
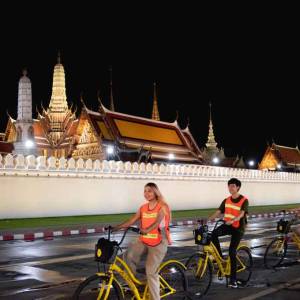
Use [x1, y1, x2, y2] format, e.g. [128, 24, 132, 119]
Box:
[224, 196, 247, 228]
[140, 202, 172, 246]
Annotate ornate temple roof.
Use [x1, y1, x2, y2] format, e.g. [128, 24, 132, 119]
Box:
[272, 144, 300, 165]
[259, 143, 300, 171]
[80, 104, 202, 163]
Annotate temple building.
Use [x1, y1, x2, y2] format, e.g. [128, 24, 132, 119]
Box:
[259, 143, 300, 172]
[0, 54, 251, 167]
[201, 103, 245, 168]
[3, 54, 78, 158]
[73, 97, 203, 163]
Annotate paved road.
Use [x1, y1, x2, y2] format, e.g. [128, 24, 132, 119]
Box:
[0, 216, 299, 299]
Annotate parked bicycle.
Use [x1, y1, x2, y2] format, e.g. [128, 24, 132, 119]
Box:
[264, 211, 300, 269]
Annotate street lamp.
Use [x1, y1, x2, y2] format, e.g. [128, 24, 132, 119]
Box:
[25, 140, 34, 148]
[168, 153, 175, 160]
[212, 157, 219, 164]
[106, 146, 114, 155]
[248, 160, 255, 167]
[277, 163, 281, 170]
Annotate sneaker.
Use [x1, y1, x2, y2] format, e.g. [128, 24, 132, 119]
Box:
[228, 281, 238, 288]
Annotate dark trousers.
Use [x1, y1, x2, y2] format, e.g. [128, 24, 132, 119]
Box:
[211, 224, 243, 281]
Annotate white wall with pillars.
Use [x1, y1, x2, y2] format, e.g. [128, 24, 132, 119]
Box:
[0, 154, 299, 219]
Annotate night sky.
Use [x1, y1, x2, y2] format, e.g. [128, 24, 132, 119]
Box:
[1, 9, 298, 164]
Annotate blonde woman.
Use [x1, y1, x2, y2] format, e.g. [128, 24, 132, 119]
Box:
[113, 182, 171, 300]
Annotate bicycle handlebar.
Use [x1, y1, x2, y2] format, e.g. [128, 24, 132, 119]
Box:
[104, 226, 141, 246]
[197, 219, 225, 233]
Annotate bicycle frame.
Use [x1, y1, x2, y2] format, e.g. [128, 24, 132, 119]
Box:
[292, 232, 300, 248]
[196, 242, 247, 278]
[96, 256, 178, 300]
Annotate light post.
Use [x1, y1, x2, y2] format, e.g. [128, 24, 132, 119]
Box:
[168, 153, 175, 160]
[212, 157, 219, 165]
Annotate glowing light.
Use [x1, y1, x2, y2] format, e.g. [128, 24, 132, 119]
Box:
[212, 157, 219, 164]
[168, 153, 175, 160]
[248, 160, 255, 167]
[106, 146, 114, 155]
[25, 140, 34, 148]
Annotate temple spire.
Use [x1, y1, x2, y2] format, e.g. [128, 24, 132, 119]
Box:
[14, 69, 36, 155]
[57, 51, 61, 64]
[48, 52, 68, 113]
[206, 101, 218, 149]
[17, 69, 32, 121]
[109, 66, 115, 111]
[151, 82, 160, 121]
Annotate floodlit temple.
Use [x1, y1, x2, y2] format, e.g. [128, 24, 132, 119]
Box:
[259, 143, 300, 172]
[2, 54, 78, 158]
[0, 53, 248, 166]
[201, 103, 245, 168]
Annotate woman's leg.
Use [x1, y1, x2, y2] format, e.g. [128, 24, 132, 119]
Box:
[145, 239, 168, 300]
[123, 238, 146, 275]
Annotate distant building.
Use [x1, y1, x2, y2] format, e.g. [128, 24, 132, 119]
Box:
[201, 102, 246, 168]
[259, 143, 300, 172]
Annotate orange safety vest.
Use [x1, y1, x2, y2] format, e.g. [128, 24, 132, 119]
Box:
[140, 202, 172, 246]
[224, 196, 247, 228]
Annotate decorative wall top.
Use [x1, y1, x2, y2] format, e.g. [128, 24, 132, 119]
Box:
[0, 154, 299, 182]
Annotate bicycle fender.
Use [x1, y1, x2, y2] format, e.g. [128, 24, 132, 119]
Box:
[158, 259, 187, 271]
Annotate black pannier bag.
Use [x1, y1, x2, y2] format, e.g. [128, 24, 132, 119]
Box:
[95, 238, 119, 264]
[276, 219, 290, 234]
[194, 225, 212, 245]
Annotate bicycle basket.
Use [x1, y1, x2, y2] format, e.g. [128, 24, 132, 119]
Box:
[194, 226, 212, 245]
[276, 219, 290, 234]
[95, 238, 119, 264]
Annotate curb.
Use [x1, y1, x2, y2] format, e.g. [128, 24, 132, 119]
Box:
[1, 209, 299, 242]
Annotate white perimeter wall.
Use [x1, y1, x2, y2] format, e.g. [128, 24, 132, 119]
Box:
[0, 154, 300, 219]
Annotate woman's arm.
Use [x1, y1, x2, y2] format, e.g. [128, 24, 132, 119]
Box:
[113, 210, 140, 231]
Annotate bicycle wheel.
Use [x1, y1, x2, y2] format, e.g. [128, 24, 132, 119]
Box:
[185, 253, 212, 297]
[264, 237, 287, 269]
[159, 261, 187, 298]
[236, 246, 253, 286]
[72, 273, 124, 300]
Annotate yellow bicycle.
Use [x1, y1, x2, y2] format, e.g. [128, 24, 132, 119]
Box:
[264, 213, 300, 269]
[72, 226, 187, 299]
[186, 220, 252, 297]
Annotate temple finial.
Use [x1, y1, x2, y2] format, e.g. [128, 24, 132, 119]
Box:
[22, 68, 27, 76]
[206, 101, 218, 149]
[151, 82, 160, 121]
[97, 90, 103, 106]
[109, 66, 115, 111]
[57, 51, 61, 64]
[80, 92, 87, 108]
